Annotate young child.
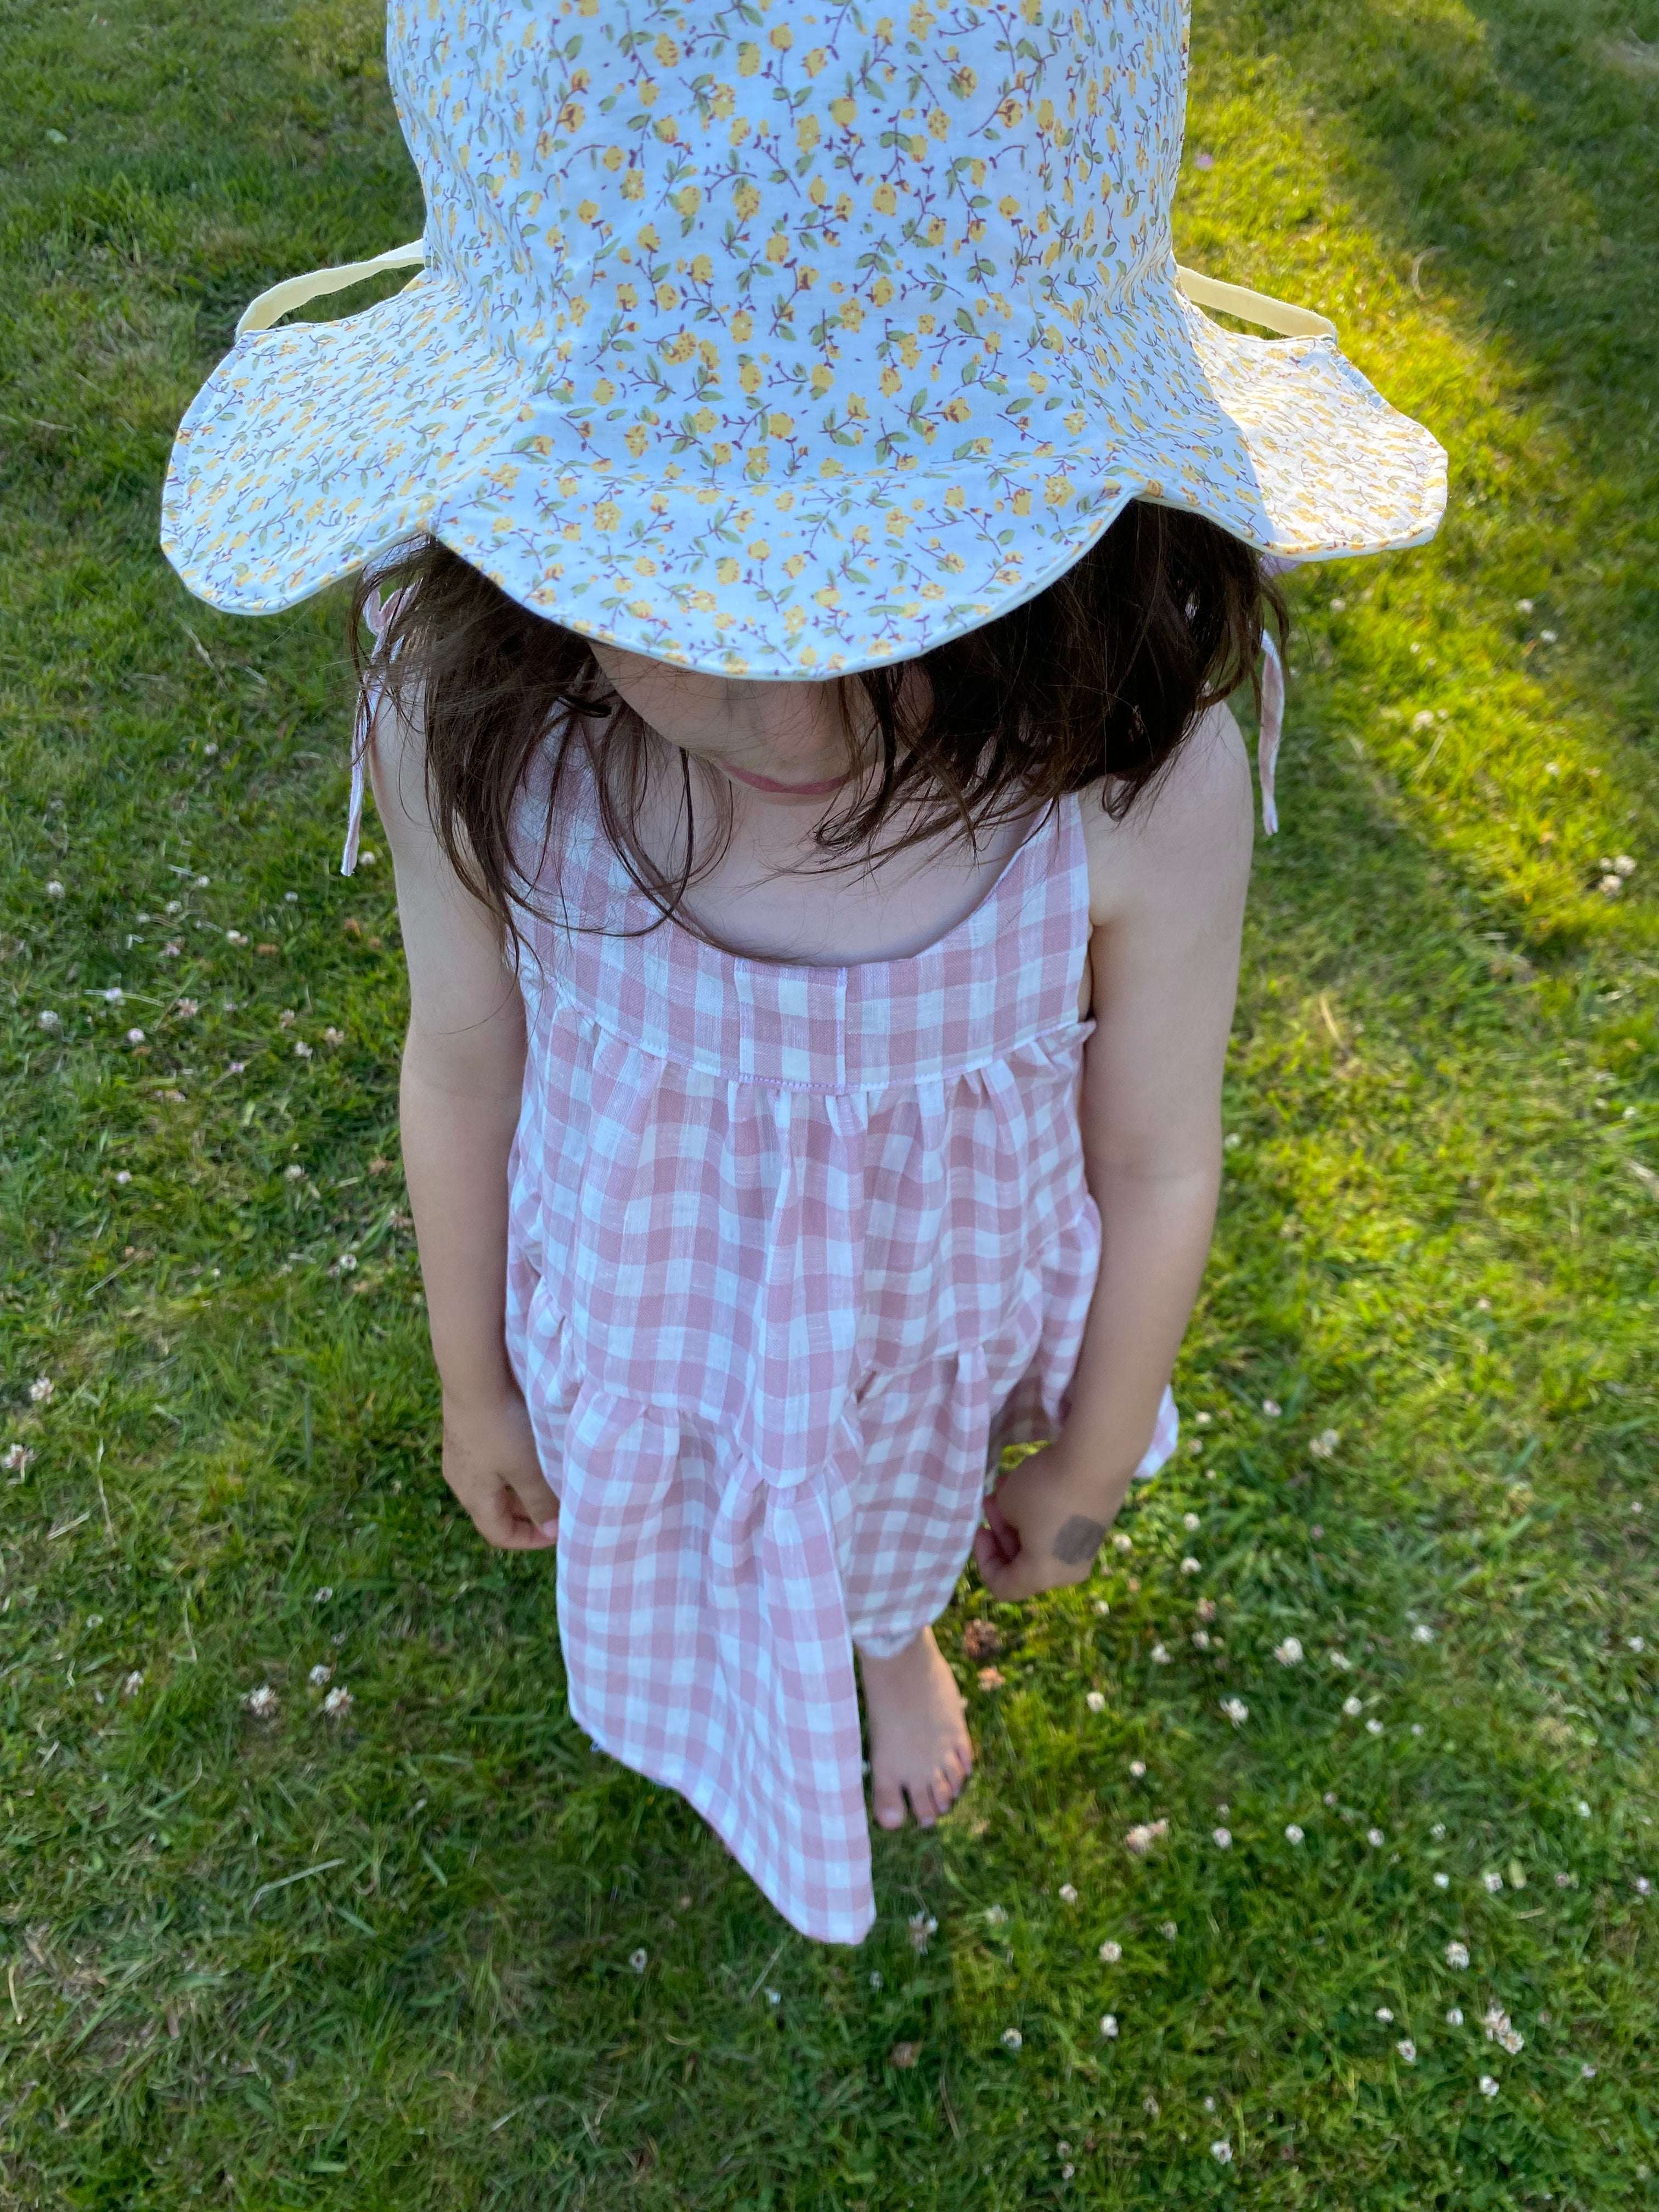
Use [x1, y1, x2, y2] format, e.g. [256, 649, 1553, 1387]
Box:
[161, 0, 1444, 1945]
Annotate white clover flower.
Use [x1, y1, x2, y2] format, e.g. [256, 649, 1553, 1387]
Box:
[1001, 2028, 1023, 2051]
[1213, 1827, 1232, 1850]
[293, 1040, 314, 1059]
[1092, 1598, 1110, 1615]
[227, 930, 249, 947]
[1099, 1939, 1121, 1963]
[1614, 854, 1637, 877]
[1196, 1597, 1217, 1622]
[1328, 1650, 1352, 1671]
[1274, 1637, 1305, 1666]
[1262, 1399, 1281, 1418]
[121, 1669, 143, 1697]
[322, 1684, 353, 1717]
[3, 1444, 33, 1474]
[1128, 1759, 1147, 1778]
[1446, 2006, 1463, 2025]
[629, 1948, 648, 1973]
[1413, 1623, 1435, 1644]
[1210, 2140, 1232, 2165]
[1375, 2007, 1393, 2022]
[1058, 1884, 1078, 1905]
[285, 1164, 306, 1180]
[1483, 1871, 1504, 1894]
[1445, 1941, 1469, 1969]
[337, 1253, 358, 1273]
[1180, 1556, 1200, 1577]
[1498, 2027, 1524, 2055]
[37, 1009, 61, 1032]
[1100, 2013, 1118, 2039]
[29, 1375, 54, 1404]
[765, 1988, 781, 2007]
[1160, 1921, 1177, 1940]
[1113, 1532, 1133, 1553]
[244, 1684, 279, 1720]
[1479, 2075, 1498, 2098]
[1086, 1690, 1106, 1712]
[1582, 2062, 1596, 2079]
[1183, 1512, 1200, 1532]
[1431, 1822, 1447, 1840]
[907, 1910, 937, 1953]
[1125, 1821, 1168, 1856]
[126, 1027, 145, 1045]
[308, 1663, 333, 1687]
[1309, 1428, 1340, 1459]
[1366, 1718, 1385, 1736]
[1285, 1824, 1305, 1845]
[1149, 1644, 1171, 1665]
[1555, 1872, 1571, 1888]
[313, 1585, 332, 1604]
[175, 997, 199, 1017]
[1367, 1829, 1385, 1848]
[323, 1026, 345, 1046]
[985, 1904, 1007, 1926]
[1577, 1801, 1591, 1818]
[1192, 1630, 1210, 1650]
[1628, 1637, 1646, 1654]
[1397, 2038, 1417, 2062]
[1220, 1697, 1249, 1726]
[46, 879, 65, 899]
[1434, 1873, 1451, 1889]
[869, 1971, 884, 1988]
[114, 1169, 132, 1184]
[1343, 1695, 1364, 1718]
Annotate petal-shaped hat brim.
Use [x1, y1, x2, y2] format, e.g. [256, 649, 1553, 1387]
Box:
[163, 264, 1446, 677]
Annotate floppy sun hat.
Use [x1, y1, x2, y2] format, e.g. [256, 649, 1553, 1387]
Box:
[162, 0, 1446, 678]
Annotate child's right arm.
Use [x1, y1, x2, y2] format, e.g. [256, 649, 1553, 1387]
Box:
[366, 689, 561, 1552]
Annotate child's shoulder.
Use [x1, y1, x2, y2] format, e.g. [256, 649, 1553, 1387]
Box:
[1077, 701, 1253, 930]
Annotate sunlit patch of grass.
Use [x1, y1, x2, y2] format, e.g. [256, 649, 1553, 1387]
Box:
[2, 0, 1656, 2206]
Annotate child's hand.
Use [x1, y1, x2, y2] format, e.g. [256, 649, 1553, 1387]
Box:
[441, 1388, 560, 1550]
[972, 1436, 1128, 1601]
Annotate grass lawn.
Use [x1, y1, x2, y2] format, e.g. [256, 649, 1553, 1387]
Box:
[2, 0, 1657, 2203]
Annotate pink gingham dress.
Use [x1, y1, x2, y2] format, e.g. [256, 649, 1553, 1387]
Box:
[498, 741, 1178, 1944]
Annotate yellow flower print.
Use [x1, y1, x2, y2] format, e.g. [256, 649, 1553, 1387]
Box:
[616, 283, 638, 310]
[737, 41, 760, 75]
[1012, 489, 1032, 515]
[731, 311, 753, 340]
[804, 46, 828, 75]
[885, 509, 907, 534]
[577, 199, 599, 224]
[663, 331, 697, 363]
[1064, 409, 1087, 433]
[1028, 371, 1048, 392]
[809, 176, 828, 206]
[713, 441, 733, 464]
[951, 65, 977, 97]
[674, 185, 702, 218]
[592, 503, 621, 530]
[637, 224, 661, 252]
[747, 538, 770, 558]
[846, 393, 868, 420]
[740, 362, 762, 395]
[767, 411, 794, 437]
[908, 2, 934, 33]
[693, 407, 716, 433]
[627, 598, 653, 618]
[810, 365, 833, 395]
[634, 556, 659, 575]
[594, 378, 616, 402]
[830, 95, 856, 126]
[783, 552, 806, 577]
[814, 585, 840, 608]
[798, 115, 821, 153]
[625, 426, 650, 456]
[995, 97, 1024, 127]
[656, 281, 680, 311]
[732, 180, 761, 220]
[711, 82, 735, 119]
[729, 117, 749, 146]
[998, 195, 1020, 219]
[1043, 475, 1074, 506]
[602, 144, 624, 172]
[1037, 98, 1056, 131]
[769, 24, 792, 48]
[765, 233, 789, 264]
[654, 116, 679, 143]
[839, 300, 864, 330]
[745, 445, 769, 479]
[691, 255, 714, 284]
[686, 589, 716, 611]
[873, 182, 897, 216]
[716, 557, 741, 584]
[872, 276, 894, 306]
[943, 397, 970, 423]
[880, 366, 902, 395]
[561, 522, 582, 540]
[928, 108, 948, 138]
[653, 32, 680, 63]
[621, 168, 645, 200]
[896, 335, 919, 368]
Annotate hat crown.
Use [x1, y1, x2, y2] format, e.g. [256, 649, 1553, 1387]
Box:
[391, 0, 1190, 470]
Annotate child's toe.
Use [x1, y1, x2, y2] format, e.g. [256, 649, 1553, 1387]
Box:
[873, 1779, 907, 1830]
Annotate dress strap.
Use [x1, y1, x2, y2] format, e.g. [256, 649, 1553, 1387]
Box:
[1257, 629, 1285, 839]
[342, 584, 414, 877]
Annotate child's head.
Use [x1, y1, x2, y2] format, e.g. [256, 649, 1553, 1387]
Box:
[354, 499, 1284, 946]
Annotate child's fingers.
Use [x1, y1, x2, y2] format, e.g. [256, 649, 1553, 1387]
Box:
[473, 1483, 557, 1550]
[509, 1463, 561, 1529]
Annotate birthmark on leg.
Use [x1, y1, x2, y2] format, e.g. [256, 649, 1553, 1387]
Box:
[1052, 1514, 1107, 1566]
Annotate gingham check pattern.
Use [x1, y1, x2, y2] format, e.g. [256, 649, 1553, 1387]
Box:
[504, 752, 1177, 1943]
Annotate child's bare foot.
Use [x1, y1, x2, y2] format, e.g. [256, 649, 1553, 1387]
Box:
[858, 1627, 974, 1831]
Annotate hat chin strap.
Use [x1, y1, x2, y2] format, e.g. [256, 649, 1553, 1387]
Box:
[235, 238, 426, 339]
[235, 241, 1335, 345]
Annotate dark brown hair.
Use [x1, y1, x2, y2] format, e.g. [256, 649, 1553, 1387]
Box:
[349, 503, 1284, 961]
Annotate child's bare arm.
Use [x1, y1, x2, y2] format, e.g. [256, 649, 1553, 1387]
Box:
[975, 702, 1252, 1598]
[366, 689, 560, 1551]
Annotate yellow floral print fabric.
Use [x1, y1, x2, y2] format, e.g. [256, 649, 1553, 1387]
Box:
[162, 0, 1447, 674]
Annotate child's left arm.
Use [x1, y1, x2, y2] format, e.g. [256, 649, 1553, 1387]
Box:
[975, 701, 1254, 1599]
